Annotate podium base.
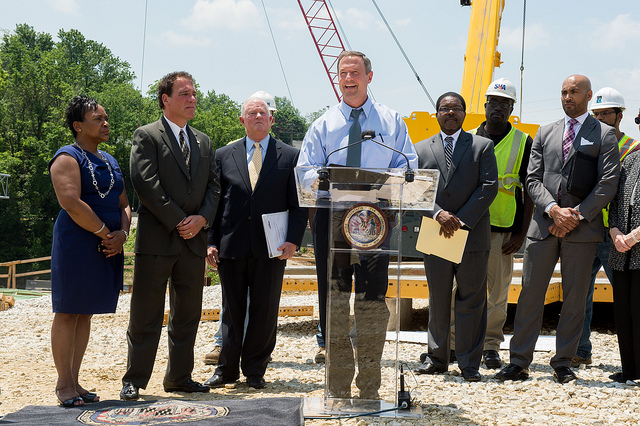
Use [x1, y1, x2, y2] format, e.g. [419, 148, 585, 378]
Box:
[303, 396, 423, 420]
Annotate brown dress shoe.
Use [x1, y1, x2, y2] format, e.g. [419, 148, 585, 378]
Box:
[204, 346, 221, 365]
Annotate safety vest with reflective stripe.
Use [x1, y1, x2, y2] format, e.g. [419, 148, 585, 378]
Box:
[602, 135, 640, 226]
[472, 126, 528, 227]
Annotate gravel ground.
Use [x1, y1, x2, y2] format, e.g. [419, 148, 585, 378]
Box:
[1, 284, 639, 425]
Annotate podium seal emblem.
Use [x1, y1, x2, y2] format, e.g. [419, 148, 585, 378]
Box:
[341, 203, 388, 250]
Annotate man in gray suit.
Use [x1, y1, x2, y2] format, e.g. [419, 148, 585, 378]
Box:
[414, 92, 498, 382]
[496, 75, 620, 384]
[120, 71, 221, 400]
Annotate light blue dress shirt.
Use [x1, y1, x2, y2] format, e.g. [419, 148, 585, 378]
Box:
[297, 97, 418, 169]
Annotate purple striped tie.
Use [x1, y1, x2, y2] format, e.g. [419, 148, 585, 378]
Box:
[562, 119, 578, 162]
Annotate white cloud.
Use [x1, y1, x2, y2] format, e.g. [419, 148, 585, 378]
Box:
[157, 30, 212, 48]
[589, 14, 640, 52]
[337, 8, 380, 31]
[499, 22, 550, 50]
[183, 0, 263, 31]
[47, 0, 80, 16]
[393, 18, 412, 28]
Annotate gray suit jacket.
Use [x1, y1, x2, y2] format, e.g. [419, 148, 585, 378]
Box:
[415, 131, 498, 252]
[526, 115, 620, 242]
[130, 116, 221, 257]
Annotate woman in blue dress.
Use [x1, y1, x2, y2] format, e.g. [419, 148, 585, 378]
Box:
[49, 96, 131, 407]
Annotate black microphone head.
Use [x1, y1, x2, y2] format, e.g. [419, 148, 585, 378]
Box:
[361, 129, 376, 140]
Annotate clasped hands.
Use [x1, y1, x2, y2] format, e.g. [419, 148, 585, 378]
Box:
[436, 210, 461, 239]
[100, 228, 127, 258]
[177, 215, 207, 240]
[548, 205, 580, 238]
[611, 227, 639, 253]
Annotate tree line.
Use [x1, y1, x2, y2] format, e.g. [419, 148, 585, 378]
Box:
[0, 24, 312, 263]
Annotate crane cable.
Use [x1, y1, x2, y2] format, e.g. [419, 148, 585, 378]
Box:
[370, 0, 436, 110]
[519, 0, 527, 120]
[261, 0, 295, 107]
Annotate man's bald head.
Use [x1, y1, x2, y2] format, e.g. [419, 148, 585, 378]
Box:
[561, 74, 593, 118]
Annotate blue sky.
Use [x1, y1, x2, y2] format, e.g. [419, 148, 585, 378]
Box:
[2, 0, 640, 137]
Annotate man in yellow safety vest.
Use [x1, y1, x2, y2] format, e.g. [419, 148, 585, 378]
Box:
[472, 78, 534, 369]
[572, 87, 640, 368]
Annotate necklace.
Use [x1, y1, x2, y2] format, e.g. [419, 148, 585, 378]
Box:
[74, 143, 115, 199]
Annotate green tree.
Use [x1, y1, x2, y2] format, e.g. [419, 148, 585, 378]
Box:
[191, 90, 244, 150]
[272, 96, 307, 145]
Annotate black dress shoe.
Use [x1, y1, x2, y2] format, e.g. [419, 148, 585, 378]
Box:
[495, 363, 529, 381]
[609, 372, 627, 383]
[120, 382, 139, 401]
[462, 367, 481, 382]
[415, 359, 447, 375]
[419, 351, 456, 364]
[204, 374, 237, 388]
[246, 375, 266, 389]
[553, 366, 577, 384]
[164, 378, 210, 393]
[483, 350, 503, 369]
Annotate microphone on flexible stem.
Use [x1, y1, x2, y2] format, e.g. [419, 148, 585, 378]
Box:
[398, 364, 411, 409]
[317, 129, 415, 191]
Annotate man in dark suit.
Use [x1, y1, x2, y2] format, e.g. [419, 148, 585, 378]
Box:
[120, 71, 220, 400]
[414, 92, 498, 382]
[203, 96, 307, 389]
[496, 75, 620, 384]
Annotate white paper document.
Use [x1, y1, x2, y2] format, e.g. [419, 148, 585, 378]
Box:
[262, 211, 289, 258]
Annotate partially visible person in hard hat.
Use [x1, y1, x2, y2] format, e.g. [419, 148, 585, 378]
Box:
[571, 87, 640, 369]
[203, 91, 278, 366]
[474, 78, 534, 369]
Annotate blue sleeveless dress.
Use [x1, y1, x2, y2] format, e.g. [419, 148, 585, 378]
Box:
[50, 144, 124, 314]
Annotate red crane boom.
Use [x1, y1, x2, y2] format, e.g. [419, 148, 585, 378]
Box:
[297, 0, 346, 102]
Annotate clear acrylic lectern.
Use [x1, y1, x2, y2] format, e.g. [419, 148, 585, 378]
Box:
[294, 165, 438, 419]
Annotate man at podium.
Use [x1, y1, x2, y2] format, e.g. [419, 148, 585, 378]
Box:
[298, 50, 417, 399]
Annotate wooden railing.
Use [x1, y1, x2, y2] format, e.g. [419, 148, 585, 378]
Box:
[0, 253, 135, 289]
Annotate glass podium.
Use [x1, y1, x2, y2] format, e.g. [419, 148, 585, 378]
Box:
[294, 165, 438, 419]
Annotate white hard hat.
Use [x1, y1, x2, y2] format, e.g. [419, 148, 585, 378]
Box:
[485, 78, 517, 103]
[590, 87, 625, 111]
[250, 91, 277, 112]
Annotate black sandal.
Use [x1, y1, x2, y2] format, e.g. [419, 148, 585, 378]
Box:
[79, 392, 100, 403]
[56, 388, 84, 408]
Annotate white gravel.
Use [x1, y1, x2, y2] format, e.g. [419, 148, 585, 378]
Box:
[1, 285, 639, 425]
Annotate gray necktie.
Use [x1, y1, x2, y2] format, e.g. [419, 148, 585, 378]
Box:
[179, 129, 191, 174]
[444, 136, 454, 170]
[346, 108, 362, 167]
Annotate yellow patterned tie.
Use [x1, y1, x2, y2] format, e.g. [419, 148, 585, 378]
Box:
[249, 142, 262, 190]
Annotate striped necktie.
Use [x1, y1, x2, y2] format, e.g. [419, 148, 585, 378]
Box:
[444, 136, 454, 170]
[562, 118, 578, 162]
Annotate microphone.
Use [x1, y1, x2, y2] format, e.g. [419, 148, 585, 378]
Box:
[317, 130, 415, 191]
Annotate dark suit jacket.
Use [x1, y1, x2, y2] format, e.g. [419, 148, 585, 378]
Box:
[415, 131, 498, 252]
[130, 116, 221, 256]
[209, 136, 307, 259]
[526, 115, 620, 242]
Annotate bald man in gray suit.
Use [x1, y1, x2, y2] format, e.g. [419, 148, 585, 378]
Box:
[496, 75, 620, 384]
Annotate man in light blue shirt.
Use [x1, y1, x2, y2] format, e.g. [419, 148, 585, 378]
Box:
[298, 50, 417, 399]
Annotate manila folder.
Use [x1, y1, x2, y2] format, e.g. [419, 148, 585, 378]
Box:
[415, 217, 468, 264]
[262, 211, 289, 258]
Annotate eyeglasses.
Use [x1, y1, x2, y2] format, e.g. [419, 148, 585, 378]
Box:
[438, 106, 464, 113]
[635, 116, 640, 125]
[486, 99, 513, 110]
[592, 110, 615, 118]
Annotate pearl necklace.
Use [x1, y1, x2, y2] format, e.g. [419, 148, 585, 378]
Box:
[74, 143, 115, 199]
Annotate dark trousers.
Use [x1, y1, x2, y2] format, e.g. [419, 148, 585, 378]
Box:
[423, 250, 489, 370]
[123, 250, 205, 388]
[612, 269, 640, 380]
[214, 251, 286, 379]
